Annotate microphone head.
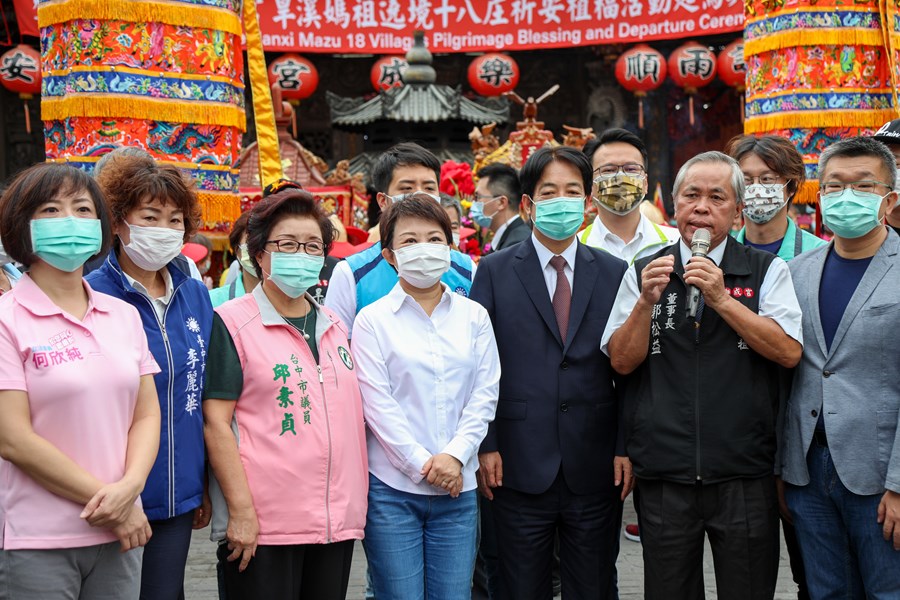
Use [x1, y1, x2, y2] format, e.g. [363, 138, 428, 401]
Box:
[691, 228, 711, 254]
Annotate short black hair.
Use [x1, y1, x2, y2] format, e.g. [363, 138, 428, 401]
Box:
[476, 163, 522, 209]
[520, 146, 593, 199]
[245, 188, 335, 274]
[582, 128, 648, 168]
[381, 193, 453, 251]
[0, 163, 112, 267]
[371, 142, 441, 194]
[819, 137, 898, 188]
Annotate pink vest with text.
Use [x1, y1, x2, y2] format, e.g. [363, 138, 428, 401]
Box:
[214, 291, 368, 545]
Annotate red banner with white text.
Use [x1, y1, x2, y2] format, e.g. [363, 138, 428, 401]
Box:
[12, 0, 744, 52]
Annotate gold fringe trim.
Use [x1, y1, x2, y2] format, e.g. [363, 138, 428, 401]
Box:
[42, 96, 247, 131]
[744, 29, 886, 56]
[197, 191, 241, 228]
[38, 0, 242, 35]
[744, 109, 897, 134]
[793, 180, 819, 205]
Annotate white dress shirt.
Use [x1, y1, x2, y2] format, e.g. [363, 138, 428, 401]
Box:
[531, 233, 577, 299]
[324, 260, 357, 336]
[492, 215, 519, 249]
[582, 213, 680, 265]
[352, 282, 500, 495]
[125, 266, 174, 323]
[600, 238, 803, 354]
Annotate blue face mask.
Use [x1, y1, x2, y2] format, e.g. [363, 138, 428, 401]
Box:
[820, 189, 886, 239]
[532, 196, 585, 241]
[30, 217, 102, 272]
[267, 252, 325, 298]
[469, 198, 498, 229]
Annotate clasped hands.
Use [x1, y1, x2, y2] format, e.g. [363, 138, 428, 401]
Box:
[80, 478, 151, 552]
[422, 453, 464, 498]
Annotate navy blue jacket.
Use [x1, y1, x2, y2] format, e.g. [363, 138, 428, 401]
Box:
[470, 237, 626, 496]
[87, 252, 213, 520]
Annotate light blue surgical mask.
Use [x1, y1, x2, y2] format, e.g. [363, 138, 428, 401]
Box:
[820, 189, 886, 239]
[30, 217, 102, 272]
[266, 252, 324, 298]
[531, 196, 585, 241]
[470, 198, 498, 229]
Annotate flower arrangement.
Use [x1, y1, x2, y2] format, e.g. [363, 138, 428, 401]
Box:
[440, 160, 486, 259]
[440, 160, 475, 199]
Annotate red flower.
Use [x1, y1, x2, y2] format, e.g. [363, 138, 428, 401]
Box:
[440, 160, 475, 197]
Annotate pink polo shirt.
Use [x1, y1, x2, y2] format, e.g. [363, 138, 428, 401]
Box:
[0, 274, 159, 550]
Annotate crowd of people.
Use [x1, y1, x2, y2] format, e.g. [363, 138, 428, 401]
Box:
[0, 122, 898, 600]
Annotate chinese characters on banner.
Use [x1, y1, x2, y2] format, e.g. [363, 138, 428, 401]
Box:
[11, 0, 743, 52]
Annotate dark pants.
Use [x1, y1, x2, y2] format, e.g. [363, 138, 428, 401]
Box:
[492, 470, 619, 600]
[141, 512, 194, 600]
[638, 476, 779, 600]
[473, 494, 502, 599]
[218, 540, 355, 600]
[782, 517, 810, 600]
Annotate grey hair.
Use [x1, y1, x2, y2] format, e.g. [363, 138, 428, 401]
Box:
[439, 192, 463, 222]
[819, 137, 898, 190]
[672, 151, 745, 205]
[93, 146, 154, 178]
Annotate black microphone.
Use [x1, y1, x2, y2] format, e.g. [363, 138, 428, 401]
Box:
[685, 228, 711, 320]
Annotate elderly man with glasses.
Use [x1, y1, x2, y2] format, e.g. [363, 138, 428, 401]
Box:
[781, 136, 900, 598]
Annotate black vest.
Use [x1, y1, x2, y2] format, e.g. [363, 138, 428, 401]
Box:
[627, 237, 780, 484]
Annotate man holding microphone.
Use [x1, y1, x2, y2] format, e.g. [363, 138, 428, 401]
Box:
[601, 151, 803, 599]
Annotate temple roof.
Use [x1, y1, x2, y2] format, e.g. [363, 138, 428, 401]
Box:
[327, 85, 509, 127]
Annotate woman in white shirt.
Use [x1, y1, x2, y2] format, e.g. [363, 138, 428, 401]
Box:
[353, 194, 500, 599]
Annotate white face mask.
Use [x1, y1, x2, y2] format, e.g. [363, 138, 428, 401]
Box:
[394, 243, 451, 289]
[121, 224, 185, 271]
[742, 183, 787, 225]
[452, 232, 460, 247]
[238, 243, 258, 277]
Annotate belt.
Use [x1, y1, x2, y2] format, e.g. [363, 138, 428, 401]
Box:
[812, 429, 828, 447]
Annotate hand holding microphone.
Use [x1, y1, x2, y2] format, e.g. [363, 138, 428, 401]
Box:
[685, 228, 711, 320]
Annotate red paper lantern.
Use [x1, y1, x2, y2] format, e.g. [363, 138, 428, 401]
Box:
[467, 53, 520, 97]
[718, 38, 747, 122]
[0, 44, 41, 134]
[717, 39, 746, 88]
[370, 56, 408, 92]
[668, 42, 717, 126]
[614, 44, 667, 129]
[267, 54, 319, 102]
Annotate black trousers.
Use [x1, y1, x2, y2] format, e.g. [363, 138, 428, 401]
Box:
[218, 540, 355, 600]
[492, 470, 620, 600]
[638, 476, 780, 600]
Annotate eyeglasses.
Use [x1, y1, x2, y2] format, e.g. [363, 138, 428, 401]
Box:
[821, 180, 893, 197]
[265, 239, 325, 256]
[594, 163, 645, 177]
[743, 174, 783, 187]
[473, 194, 501, 203]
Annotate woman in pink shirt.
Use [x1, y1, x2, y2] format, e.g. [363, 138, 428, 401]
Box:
[203, 183, 368, 599]
[0, 163, 161, 598]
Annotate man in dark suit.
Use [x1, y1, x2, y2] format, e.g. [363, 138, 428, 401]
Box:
[471, 146, 632, 599]
[474, 163, 530, 252]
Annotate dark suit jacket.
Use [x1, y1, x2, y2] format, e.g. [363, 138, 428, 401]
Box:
[470, 237, 627, 496]
[493, 217, 530, 252]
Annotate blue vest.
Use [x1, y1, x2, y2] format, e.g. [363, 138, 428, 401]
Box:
[345, 242, 474, 313]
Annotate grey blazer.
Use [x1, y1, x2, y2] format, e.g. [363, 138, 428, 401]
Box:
[783, 230, 900, 495]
